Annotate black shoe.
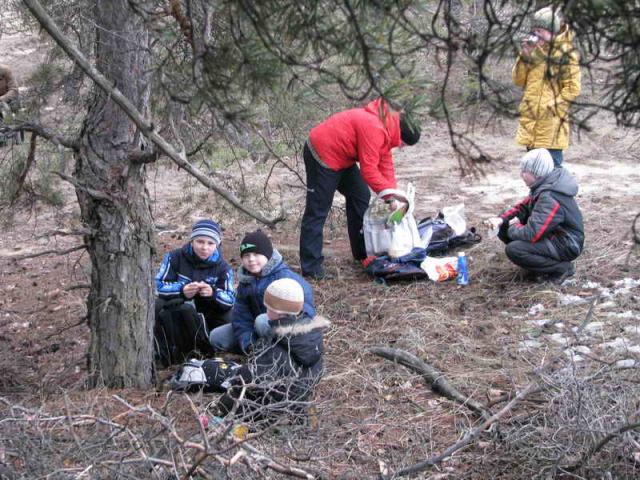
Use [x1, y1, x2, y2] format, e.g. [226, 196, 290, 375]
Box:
[547, 264, 576, 285]
[302, 269, 334, 281]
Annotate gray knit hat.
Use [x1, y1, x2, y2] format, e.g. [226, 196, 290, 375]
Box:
[520, 149, 554, 178]
[531, 6, 562, 34]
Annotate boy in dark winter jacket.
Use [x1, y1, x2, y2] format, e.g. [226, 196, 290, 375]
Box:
[154, 219, 235, 365]
[486, 149, 584, 283]
[216, 277, 329, 421]
[209, 230, 315, 354]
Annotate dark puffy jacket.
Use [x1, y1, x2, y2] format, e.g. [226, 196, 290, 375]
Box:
[155, 244, 235, 310]
[500, 168, 584, 260]
[218, 313, 329, 418]
[232, 249, 315, 352]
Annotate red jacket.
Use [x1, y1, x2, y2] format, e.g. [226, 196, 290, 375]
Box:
[308, 98, 401, 193]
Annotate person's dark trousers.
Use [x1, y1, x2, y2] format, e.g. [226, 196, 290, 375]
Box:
[504, 240, 573, 276]
[299, 143, 371, 277]
[194, 297, 232, 330]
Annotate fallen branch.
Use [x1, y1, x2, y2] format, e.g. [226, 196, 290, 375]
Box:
[390, 381, 539, 478]
[369, 346, 490, 419]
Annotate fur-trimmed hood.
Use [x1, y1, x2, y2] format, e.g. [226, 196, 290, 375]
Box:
[267, 314, 330, 337]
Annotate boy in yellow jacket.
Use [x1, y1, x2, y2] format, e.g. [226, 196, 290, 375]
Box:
[513, 7, 581, 167]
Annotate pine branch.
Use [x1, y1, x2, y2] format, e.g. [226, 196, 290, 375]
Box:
[22, 0, 285, 228]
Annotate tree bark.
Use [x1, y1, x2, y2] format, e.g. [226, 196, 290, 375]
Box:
[76, 0, 154, 388]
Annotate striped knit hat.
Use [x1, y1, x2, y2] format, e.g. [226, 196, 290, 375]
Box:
[263, 278, 304, 315]
[520, 149, 554, 178]
[190, 219, 222, 246]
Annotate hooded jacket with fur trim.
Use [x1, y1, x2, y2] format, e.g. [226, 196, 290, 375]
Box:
[308, 98, 402, 193]
[218, 313, 329, 417]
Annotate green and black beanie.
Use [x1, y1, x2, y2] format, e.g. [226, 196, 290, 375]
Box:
[240, 230, 273, 259]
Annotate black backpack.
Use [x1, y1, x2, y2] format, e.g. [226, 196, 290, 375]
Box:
[154, 300, 214, 368]
[418, 215, 481, 255]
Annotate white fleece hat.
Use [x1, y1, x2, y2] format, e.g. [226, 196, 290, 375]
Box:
[520, 149, 554, 178]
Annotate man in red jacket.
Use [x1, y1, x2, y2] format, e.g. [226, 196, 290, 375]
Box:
[299, 98, 421, 279]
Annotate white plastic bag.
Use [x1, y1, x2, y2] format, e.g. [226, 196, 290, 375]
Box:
[442, 203, 466, 236]
[363, 183, 424, 257]
[420, 256, 459, 282]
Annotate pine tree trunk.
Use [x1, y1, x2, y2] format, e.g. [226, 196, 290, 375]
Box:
[76, 0, 155, 388]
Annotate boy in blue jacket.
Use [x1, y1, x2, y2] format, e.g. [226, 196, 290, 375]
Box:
[209, 230, 315, 354]
[155, 219, 235, 365]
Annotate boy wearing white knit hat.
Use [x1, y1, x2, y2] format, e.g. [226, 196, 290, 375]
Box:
[216, 277, 330, 421]
[485, 149, 584, 284]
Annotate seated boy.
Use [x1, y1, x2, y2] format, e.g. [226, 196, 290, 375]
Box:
[485, 149, 584, 283]
[154, 219, 235, 366]
[209, 230, 315, 354]
[216, 277, 329, 421]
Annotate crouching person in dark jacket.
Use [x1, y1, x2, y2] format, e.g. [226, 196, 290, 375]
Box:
[485, 149, 584, 283]
[216, 278, 329, 424]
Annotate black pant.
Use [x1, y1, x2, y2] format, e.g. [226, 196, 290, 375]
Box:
[155, 298, 231, 334]
[504, 239, 573, 276]
[299, 143, 370, 276]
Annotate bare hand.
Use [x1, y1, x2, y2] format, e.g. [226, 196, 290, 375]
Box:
[197, 282, 213, 297]
[182, 282, 200, 299]
[387, 197, 408, 213]
[483, 217, 503, 230]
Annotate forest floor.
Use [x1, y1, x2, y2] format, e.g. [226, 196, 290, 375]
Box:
[1, 17, 640, 480]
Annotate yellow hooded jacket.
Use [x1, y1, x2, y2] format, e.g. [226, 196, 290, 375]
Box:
[513, 26, 581, 150]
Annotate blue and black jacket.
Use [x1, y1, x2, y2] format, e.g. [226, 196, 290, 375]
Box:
[232, 249, 315, 352]
[155, 244, 235, 310]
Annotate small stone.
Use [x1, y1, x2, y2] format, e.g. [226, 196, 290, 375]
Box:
[599, 300, 617, 309]
[583, 322, 604, 333]
[527, 318, 552, 327]
[615, 359, 638, 369]
[623, 325, 640, 336]
[563, 349, 586, 361]
[599, 337, 628, 352]
[518, 340, 542, 350]
[549, 333, 569, 345]
[558, 294, 587, 306]
[607, 311, 636, 319]
[528, 303, 545, 316]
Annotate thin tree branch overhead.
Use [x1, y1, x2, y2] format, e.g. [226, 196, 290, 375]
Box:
[22, 0, 284, 227]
